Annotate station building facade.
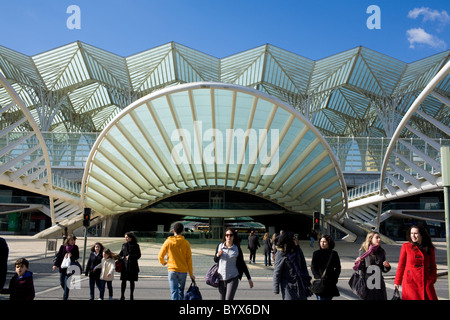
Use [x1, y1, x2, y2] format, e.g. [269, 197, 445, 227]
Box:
[0, 42, 449, 240]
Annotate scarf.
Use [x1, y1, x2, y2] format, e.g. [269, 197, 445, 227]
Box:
[353, 245, 379, 271]
[65, 245, 74, 253]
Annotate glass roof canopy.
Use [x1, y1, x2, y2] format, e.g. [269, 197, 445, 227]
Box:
[81, 82, 346, 218]
[1, 42, 448, 138]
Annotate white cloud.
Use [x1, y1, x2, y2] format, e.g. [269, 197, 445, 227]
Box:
[407, 7, 450, 25]
[406, 28, 447, 50]
[406, 7, 449, 50]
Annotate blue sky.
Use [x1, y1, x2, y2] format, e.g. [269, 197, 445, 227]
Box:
[0, 0, 449, 62]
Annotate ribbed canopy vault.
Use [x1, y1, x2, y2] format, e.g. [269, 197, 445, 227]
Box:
[81, 82, 347, 218]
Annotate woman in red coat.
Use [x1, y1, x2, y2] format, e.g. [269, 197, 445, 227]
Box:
[394, 225, 438, 300]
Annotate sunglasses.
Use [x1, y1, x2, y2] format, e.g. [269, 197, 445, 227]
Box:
[225, 234, 234, 237]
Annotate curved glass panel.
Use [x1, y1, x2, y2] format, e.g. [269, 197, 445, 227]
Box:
[82, 82, 346, 217]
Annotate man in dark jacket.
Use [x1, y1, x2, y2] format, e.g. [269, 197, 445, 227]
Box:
[247, 230, 260, 264]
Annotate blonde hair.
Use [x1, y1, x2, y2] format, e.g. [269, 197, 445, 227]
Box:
[360, 231, 380, 252]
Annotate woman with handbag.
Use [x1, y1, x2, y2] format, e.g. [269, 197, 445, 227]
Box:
[52, 234, 80, 300]
[118, 232, 141, 300]
[214, 228, 253, 300]
[310, 234, 341, 300]
[273, 231, 311, 300]
[394, 225, 438, 300]
[353, 231, 391, 300]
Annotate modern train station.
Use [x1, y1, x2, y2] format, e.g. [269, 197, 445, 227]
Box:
[1, 42, 449, 241]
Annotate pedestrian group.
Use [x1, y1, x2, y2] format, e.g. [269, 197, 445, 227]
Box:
[0, 223, 439, 301]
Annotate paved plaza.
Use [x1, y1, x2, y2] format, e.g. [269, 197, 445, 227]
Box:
[1, 235, 449, 301]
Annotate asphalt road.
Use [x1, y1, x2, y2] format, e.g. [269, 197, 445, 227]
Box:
[1, 235, 449, 318]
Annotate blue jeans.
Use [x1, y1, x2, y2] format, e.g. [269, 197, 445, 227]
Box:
[59, 272, 70, 300]
[168, 271, 187, 300]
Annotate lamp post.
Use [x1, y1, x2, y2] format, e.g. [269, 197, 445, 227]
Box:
[441, 146, 450, 299]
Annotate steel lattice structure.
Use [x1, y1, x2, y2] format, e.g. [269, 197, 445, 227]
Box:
[1, 42, 448, 138]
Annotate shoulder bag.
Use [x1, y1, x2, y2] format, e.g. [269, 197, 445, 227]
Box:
[310, 251, 333, 294]
[205, 263, 220, 287]
[348, 269, 367, 299]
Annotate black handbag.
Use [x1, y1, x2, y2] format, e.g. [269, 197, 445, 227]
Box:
[348, 270, 367, 299]
[184, 281, 202, 300]
[391, 287, 401, 300]
[310, 252, 333, 294]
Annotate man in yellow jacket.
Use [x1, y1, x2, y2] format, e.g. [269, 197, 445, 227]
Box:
[158, 222, 196, 300]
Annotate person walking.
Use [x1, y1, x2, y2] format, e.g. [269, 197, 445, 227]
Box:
[308, 228, 317, 247]
[353, 231, 391, 300]
[214, 228, 253, 300]
[273, 231, 311, 300]
[158, 222, 195, 300]
[311, 234, 341, 300]
[85, 242, 104, 300]
[394, 225, 438, 300]
[52, 234, 80, 300]
[0, 237, 8, 293]
[99, 248, 117, 300]
[271, 233, 278, 265]
[247, 230, 260, 264]
[9, 258, 35, 301]
[263, 233, 272, 266]
[118, 232, 141, 300]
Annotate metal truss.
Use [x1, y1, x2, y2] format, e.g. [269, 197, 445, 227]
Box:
[347, 61, 450, 230]
[0, 73, 83, 224]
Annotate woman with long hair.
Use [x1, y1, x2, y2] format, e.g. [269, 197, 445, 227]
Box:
[85, 242, 104, 300]
[52, 234, 80, 300]
[214, 228, 253, 300]
[353, 231, 391, 300]
[118, 232, 141, 300]
[394, 225, 437, 300]
[263, 232, 272, 266]
[273, 231, 311, 300]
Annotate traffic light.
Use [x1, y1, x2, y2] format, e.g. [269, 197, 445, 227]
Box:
[321, 198, 331, 216]
[313, 211, 320, 231]
[83, 208, 91, 227]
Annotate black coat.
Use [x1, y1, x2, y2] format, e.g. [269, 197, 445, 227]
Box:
[85, 251, 103, 277]
[311, 249, 341, 298]
[358, 247, 391, 300]
[53, 245, 80, 275]
[119, 241, 141, 281]
[247, 235, 260, 250]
